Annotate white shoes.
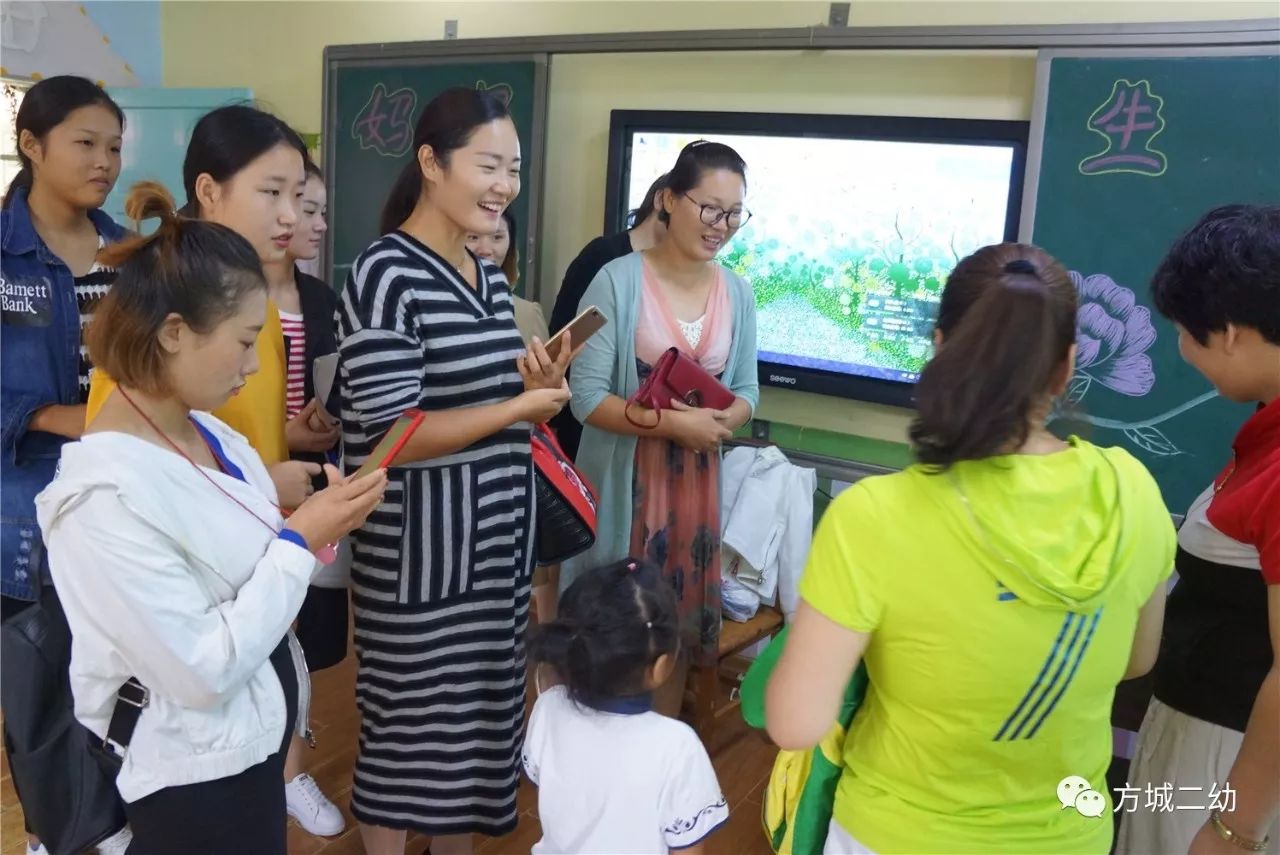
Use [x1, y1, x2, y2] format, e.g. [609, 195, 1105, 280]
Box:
[285, 773, 345, 837]
[97, 826, 133, 854]
[24, 828, 128, 855]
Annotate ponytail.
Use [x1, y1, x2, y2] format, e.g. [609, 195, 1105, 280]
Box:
[909, 244, 1078, 469]
[379, 159, 423, 235]
[528, 559, 679, 710]
[97, 180, 181, 267]
[629, 172, 669, 229]
[377, 86, 511, 235]
[2, 168, 32, 209]
[528, 621, 598, 701]
[87, 180, 264, 396]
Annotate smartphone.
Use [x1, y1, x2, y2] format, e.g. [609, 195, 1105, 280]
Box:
[353, 409, 426, 479]
[544, 305, 608, 362]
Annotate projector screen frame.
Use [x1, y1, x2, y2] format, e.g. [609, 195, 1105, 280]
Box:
[604, 108, 1030, 410]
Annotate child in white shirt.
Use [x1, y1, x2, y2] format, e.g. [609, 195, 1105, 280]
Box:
[523, 558, 729, 854]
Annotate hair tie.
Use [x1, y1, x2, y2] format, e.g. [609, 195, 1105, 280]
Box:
[1003, 259, 1038, 276]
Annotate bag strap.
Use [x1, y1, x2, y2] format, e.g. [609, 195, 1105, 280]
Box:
[25, 506, 152, 759]
[624, 398, 662, 430]
[103, 678, 149, 758]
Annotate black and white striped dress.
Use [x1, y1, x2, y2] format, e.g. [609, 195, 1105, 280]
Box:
[336, 231, 534, 836]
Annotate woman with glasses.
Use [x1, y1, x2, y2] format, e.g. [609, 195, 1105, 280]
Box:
[564, 140, 760, 717]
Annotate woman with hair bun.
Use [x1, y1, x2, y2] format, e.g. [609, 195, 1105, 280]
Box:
[767, 243, 1177, 854]
[37, 181, 385, 854]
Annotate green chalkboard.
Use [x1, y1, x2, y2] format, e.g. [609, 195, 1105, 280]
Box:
[1028, 51, 1279, 513]
[326, 57, 545, 294]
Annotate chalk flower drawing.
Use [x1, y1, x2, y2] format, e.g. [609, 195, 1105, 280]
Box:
[1071, 271, 1156, 398]
[1056, 269, 1217, 457]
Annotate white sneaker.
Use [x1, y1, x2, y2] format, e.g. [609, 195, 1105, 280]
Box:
[96, 826, 133, 855]
[28, 844, 49, 855]
[97, 829, 133, 855]
[285, 773, 345, 837]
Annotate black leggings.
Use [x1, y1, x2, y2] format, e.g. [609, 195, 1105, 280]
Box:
[1, 595, 37, 834]
[124, 639, 298, 855]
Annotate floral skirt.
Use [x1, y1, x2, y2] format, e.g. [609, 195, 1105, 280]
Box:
[629, 436, 722, 667]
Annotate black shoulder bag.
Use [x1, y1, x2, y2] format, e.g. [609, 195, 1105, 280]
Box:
[0, 537, 142, 854]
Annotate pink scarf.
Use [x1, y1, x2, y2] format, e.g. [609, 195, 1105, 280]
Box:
[635, 258, 732, 375]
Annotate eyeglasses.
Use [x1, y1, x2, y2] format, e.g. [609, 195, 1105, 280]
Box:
[683, 194, 752, 229]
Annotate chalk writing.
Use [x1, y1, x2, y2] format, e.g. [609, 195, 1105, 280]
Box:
[351, 83, 417, 158]
[1079, 79, 1168, 177]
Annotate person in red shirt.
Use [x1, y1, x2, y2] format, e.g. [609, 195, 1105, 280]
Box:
[1118, 205, 1280, 855]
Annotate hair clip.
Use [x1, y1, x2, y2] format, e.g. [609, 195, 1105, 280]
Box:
[1003, 259, 1037, 276]
[626, 561, 637, 572]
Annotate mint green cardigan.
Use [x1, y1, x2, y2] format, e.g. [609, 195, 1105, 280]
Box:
[563, 251, 760, 590]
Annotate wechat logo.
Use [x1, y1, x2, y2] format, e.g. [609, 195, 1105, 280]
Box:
[1058, 775, 1106, 818]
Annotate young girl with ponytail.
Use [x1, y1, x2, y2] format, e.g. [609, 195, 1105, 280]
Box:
[767, 244, 1177, 854]
[524, 559, 727, 854]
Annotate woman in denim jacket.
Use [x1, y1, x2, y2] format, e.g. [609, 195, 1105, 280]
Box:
[0, 76, 131, 855]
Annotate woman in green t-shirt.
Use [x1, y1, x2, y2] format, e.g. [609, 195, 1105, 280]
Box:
[767, 243, 1176, 855]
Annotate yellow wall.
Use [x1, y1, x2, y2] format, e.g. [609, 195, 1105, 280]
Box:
[161, 0, 1277, 444]
[161, 1, 1277, 133]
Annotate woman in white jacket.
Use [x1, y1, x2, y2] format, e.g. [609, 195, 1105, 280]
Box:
[35, 182, 385, 854]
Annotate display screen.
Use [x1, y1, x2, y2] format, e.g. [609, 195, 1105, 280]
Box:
[608, 113, 1027, 406]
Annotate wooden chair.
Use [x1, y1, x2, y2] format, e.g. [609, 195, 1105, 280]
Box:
[687, 605, 784, 745]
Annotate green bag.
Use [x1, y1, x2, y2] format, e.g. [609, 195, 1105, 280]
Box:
[741, 626, 868, 855]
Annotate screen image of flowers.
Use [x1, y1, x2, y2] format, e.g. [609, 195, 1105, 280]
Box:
[626, 132, 1014, 384]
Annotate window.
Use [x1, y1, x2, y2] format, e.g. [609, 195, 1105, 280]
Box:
[2, 79, 30, 197]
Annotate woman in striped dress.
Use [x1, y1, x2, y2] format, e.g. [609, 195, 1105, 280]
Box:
[336, 87, 571, 855]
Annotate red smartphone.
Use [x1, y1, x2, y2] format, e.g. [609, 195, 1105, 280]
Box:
[353, 409, 425, 478]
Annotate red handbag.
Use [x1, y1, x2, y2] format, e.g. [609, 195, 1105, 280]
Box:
[531, 423, 599, 563]
[625, 347, 736, 429]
